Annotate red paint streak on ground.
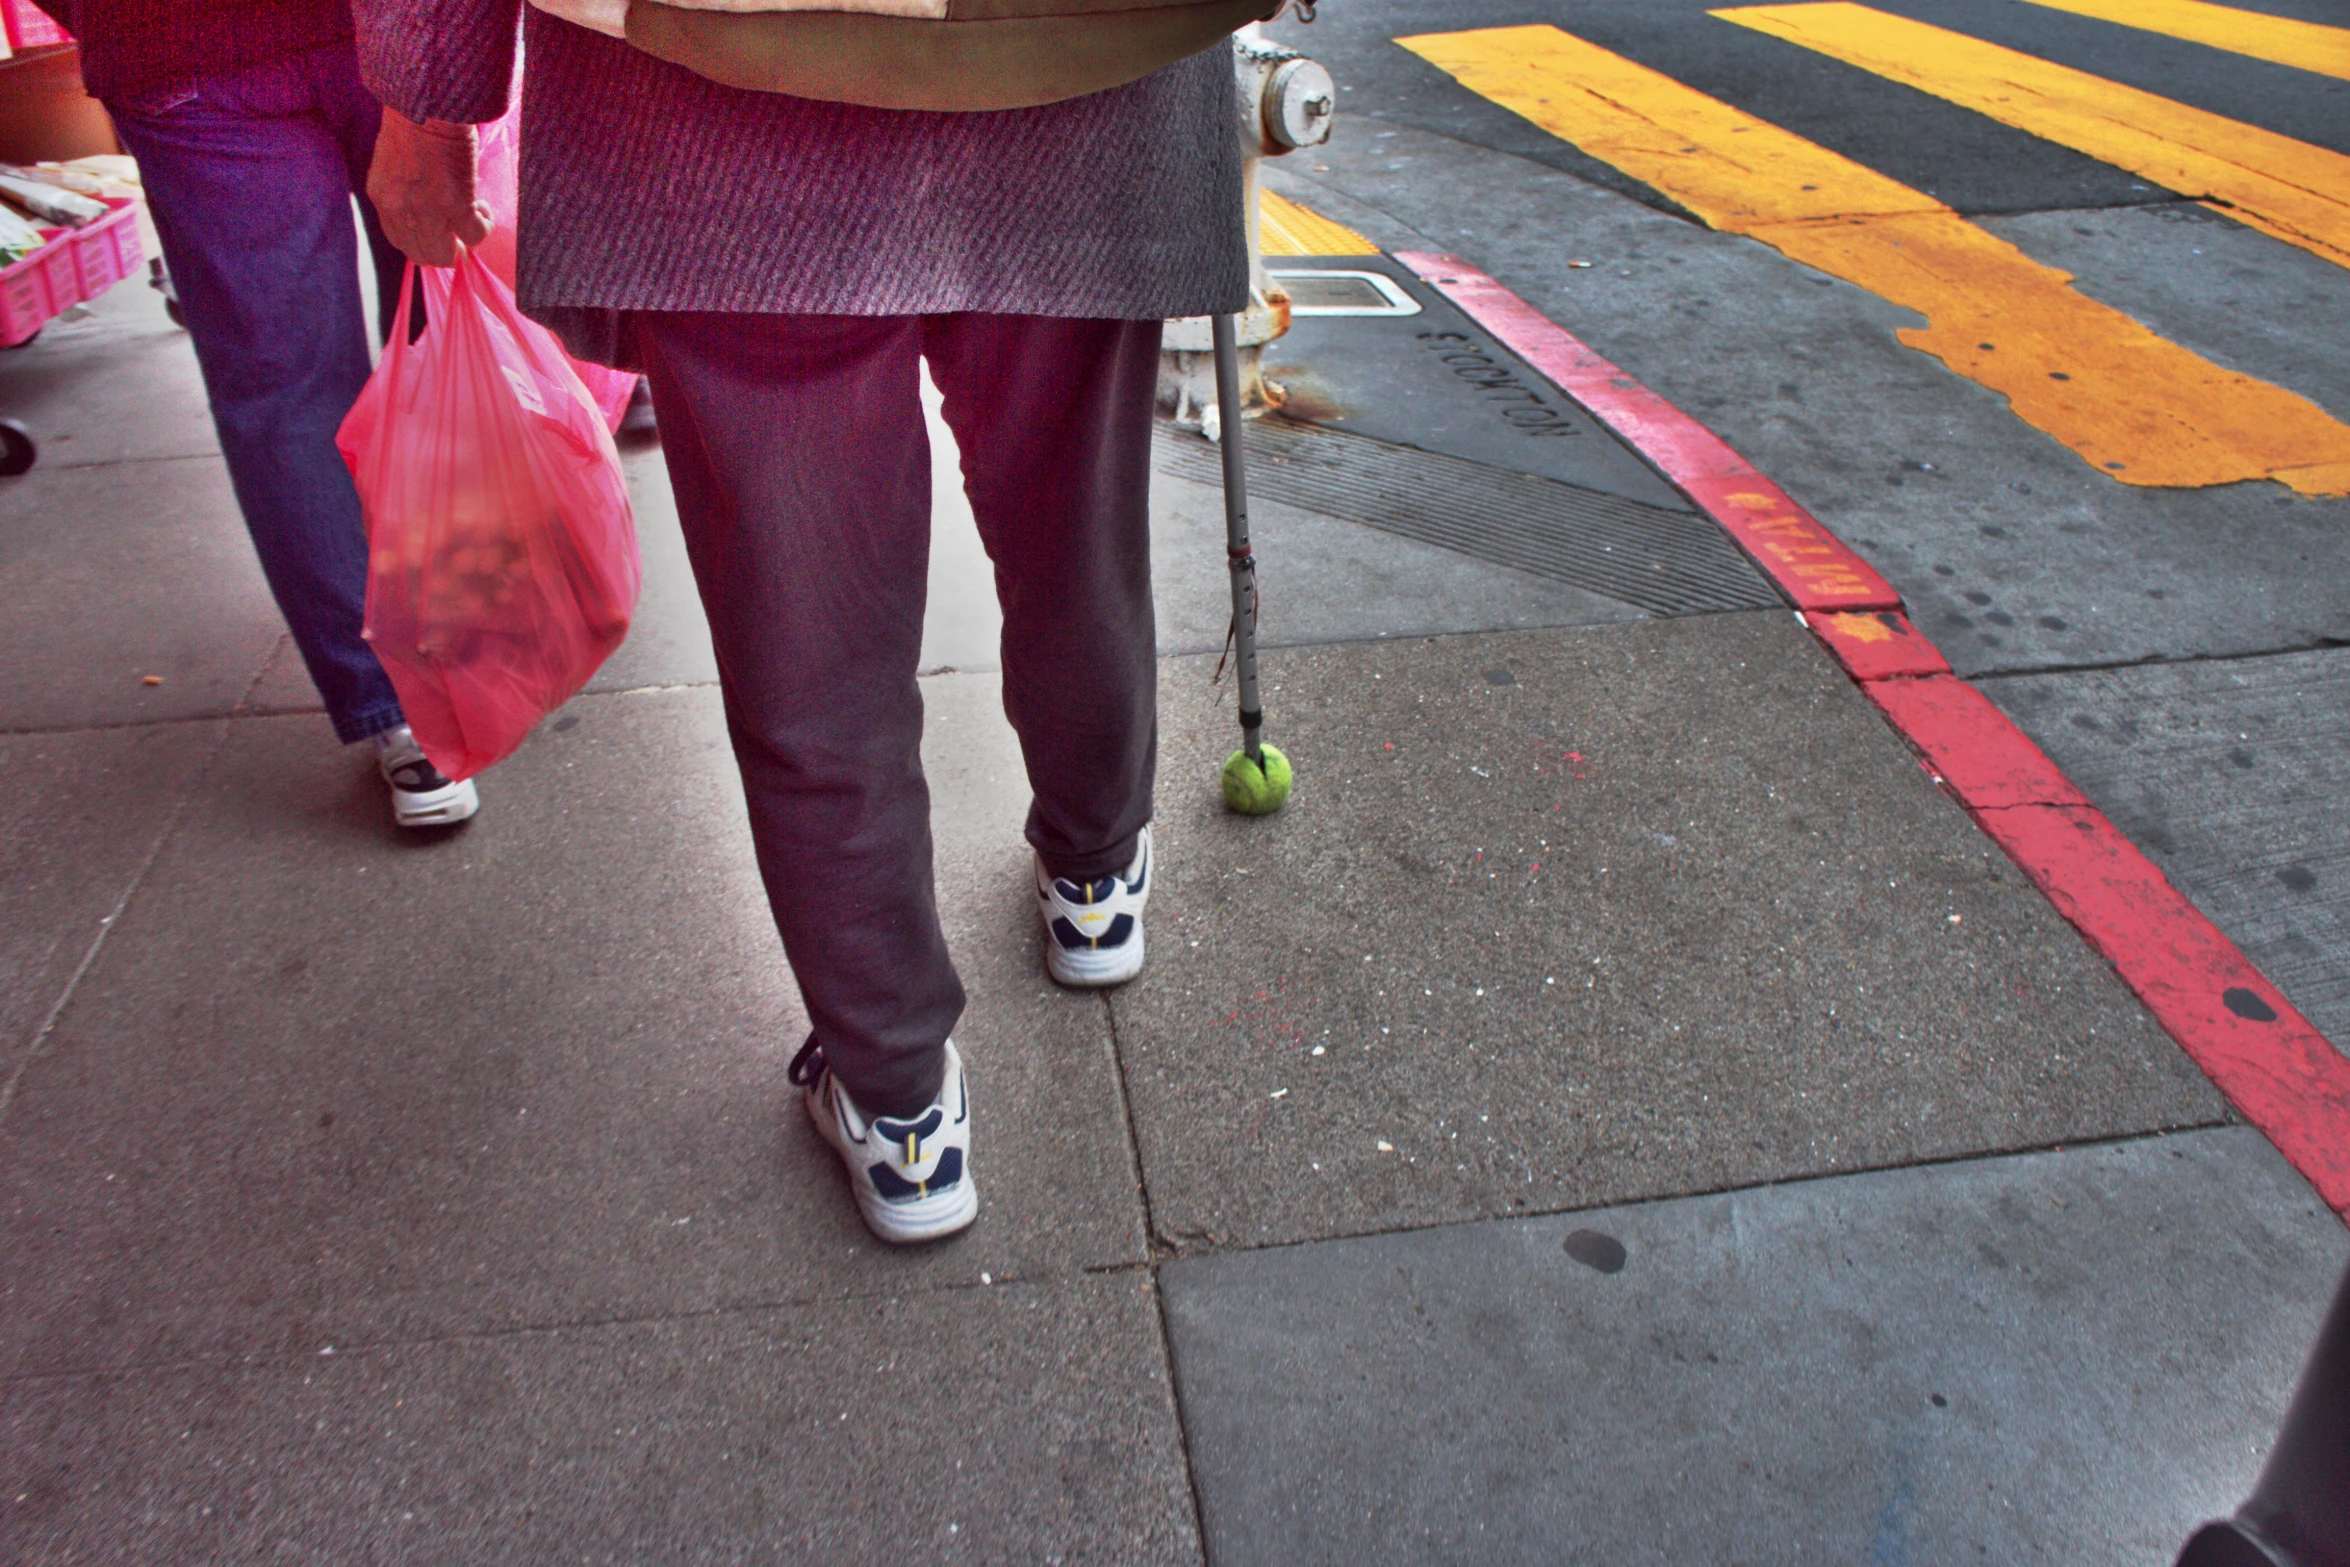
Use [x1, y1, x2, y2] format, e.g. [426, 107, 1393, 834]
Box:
[1226, 973, 1312, 1058]
[1396, 251, 2350, 1222]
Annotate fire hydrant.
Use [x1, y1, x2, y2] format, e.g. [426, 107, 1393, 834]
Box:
[1161, 21, 1337, 439]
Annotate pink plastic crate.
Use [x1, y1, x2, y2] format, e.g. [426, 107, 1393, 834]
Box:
[0, 195, 142, 346]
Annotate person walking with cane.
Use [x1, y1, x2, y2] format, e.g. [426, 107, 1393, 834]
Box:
[360, 0, 1253, 1242]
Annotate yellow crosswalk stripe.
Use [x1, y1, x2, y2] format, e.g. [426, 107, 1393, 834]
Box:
[1396, 23, 2350, 496]
[2018, 0, 2350, 83]
[1260, 189, 1379, 256]
[1717, 3, 2350, 272]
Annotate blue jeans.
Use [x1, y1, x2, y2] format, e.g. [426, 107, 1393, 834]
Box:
[110, 42, 407, 744]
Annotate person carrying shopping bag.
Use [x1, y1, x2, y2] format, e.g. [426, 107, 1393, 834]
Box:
[38, 0, 484, 827]
[358, 0, 1256, 1241]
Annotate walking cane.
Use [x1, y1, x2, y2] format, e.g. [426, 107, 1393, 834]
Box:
[1211, 312, 1292, 815]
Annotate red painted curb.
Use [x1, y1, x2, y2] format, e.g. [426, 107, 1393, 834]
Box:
[1863, 674, 2090, 811]
[1979, 805, 2350, 1215]
[1399, 250, 2350, 1221]
[1395, 251, 1903, 614]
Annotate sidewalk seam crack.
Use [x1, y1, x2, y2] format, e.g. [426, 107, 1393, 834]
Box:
[1968, 641, 2350, 684]
[0, 1270, 1093, 1387]
[1099, 988, 1214, 1561]
[0, 636, 283, 1126]
[1097, 991, 1165, 1263]
[31, 450, 222, 477]
[1153, 1118, 2241, 1268]
[0, 708, 317, 739]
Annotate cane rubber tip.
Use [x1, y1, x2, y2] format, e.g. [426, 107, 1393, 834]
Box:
[1221, 744, 1292, 816]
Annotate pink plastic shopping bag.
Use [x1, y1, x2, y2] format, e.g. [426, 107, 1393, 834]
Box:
[337, 251, 640, 781]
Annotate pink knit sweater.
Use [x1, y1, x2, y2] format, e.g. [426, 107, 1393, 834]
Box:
[352, 0, 1249, 360]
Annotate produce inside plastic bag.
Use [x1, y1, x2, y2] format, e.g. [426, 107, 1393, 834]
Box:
[337, 251, 639, 781]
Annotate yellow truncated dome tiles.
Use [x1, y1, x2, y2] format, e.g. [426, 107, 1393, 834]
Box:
[1398, 22, 2350, 496]
[1259, 190, 1379, 257]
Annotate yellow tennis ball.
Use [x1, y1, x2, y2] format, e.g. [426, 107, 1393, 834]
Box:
[1221, 744, 1292, 815]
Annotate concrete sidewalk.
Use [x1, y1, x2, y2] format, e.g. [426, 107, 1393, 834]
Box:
[2, 277, 2341, 1564]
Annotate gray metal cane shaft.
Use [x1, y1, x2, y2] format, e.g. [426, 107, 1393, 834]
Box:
[1211, 313, 1264, 764]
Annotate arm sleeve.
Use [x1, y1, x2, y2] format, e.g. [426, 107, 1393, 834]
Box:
[351, 0, 521, 125]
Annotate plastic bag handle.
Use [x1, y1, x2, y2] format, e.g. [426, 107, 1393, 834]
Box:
[420, 254, 459, 324]
[443, 247, 505, 332]
[386, 258, 420, 351]
[417, 249, 502, 355]
[441, 251, 495, 345]
[384, 242, 476, 357]
[375, 251, 465, 404]
[368, 259, 426, 440]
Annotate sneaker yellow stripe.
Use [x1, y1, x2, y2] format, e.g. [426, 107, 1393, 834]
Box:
[1396, 23, 2350, 495]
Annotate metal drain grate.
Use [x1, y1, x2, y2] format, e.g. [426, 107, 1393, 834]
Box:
[1270, 269, 1422, 317]
[1155, 418, 1782, 617]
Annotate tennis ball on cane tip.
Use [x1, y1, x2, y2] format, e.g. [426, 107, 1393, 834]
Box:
[1221, 744, 1292, 815]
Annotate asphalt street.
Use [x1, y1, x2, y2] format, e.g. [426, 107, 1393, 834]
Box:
[1265, 0, 2350, 1049]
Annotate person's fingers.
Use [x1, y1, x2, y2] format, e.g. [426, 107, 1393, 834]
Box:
[377, 198, 459, 267]
[367, 168, 449, 265]
[367, 110, 483, 267]
[377, 199, 458, 267]
[412, 226, 460, 268]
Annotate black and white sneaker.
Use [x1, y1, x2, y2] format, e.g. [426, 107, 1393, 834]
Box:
[790, 1037, 977, 1245]
[375, 726, 479, 829]
[1036, 824, 1150, 988]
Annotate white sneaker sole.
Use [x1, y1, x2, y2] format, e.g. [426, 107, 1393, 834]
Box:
[856, 1177, 980, 1245]
[1046, 927, 1145, 988]
[392, 777, 480, 829]
[801, 1044, 978, 1246]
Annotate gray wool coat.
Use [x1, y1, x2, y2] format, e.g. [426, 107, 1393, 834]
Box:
[352, 2, 1251, 367]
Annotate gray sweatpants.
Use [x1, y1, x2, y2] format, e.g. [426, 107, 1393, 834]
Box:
[636, 311, 1161, 1118]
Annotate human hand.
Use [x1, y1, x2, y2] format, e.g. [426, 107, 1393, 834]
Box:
[368, 108, 492, 266]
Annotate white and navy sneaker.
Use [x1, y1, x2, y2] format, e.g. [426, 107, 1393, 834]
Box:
[375, 726, 479, 829]
[790, 1036, 977, 1245]
[1036, 824, 1150, 988]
